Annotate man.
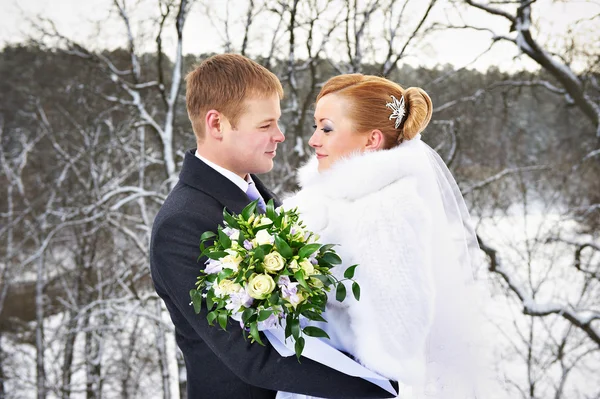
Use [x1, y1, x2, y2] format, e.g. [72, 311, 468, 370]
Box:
[150, 54, 396, 398]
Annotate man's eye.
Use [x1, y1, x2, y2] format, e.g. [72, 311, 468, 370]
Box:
[261, 125, 270, 129]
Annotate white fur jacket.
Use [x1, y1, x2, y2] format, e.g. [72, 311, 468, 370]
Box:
[283, 138, 437, 389]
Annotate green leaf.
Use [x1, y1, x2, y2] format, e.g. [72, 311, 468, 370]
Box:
[321, 252, 342, 265]
[266, 199, 276, 221]
[290, 318, 301, 340]
[242, 308, 255, 325]
[250, 322, 265, 345]
[200, 231, 217, 242]
[242, 201, 258, 219]
[298, 243, 322, 260]
[205, 251, 229, 260]
[274, 211, 284, 229]
[301, 310, 327, 323]
[294, 270, 309, 290]
[303, 326, 330, 339]
[295, 336, 305, 359]
[310, 274, 331, 287]
[218, 229, 231, 249]
[352, 281, 361, 301]
[207, 311, 217, 325]
[275, 235, 293, 258]
[218, 311, 228, 331]
[237, 230, 246, 246]
[319, 244, 336, 253]
[268, 291, 280, 306]
[254, 246, 265, 261]
[189, 289, 203, 314]
[284, 315, 292, 339]
[217, 268, 234, 282]
[258, 309, 274, 322]
[344, 264, 358, 279]
[336, 283, 347, 302]
[206, 294, 215, 311]
[222, 208, 240, 229]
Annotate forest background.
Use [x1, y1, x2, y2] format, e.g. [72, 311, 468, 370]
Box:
[0, 0, 599, 398]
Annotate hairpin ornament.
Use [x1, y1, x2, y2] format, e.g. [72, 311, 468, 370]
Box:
[386, 95, 406, 129]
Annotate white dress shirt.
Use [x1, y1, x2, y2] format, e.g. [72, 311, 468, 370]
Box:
[195, 150, 256, 191]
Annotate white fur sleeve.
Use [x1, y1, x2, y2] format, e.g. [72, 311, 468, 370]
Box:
[344, 191, 435, 386]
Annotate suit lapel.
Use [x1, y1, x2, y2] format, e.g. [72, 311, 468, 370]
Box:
[179, 150, 249, 215]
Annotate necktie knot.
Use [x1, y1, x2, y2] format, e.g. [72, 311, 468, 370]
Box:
[246, 180, 267, 212]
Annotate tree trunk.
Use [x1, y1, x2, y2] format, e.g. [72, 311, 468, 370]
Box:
[155, 302, 171, 399]
[177, 348, 187, 399]
[36, 255, 46, 399]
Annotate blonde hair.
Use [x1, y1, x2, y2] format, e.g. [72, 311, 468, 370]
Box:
[316, 74, 432, 148]
[185, 54, 284, 141]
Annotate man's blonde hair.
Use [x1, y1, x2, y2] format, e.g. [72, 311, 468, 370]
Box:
[185, 54, 284, 141]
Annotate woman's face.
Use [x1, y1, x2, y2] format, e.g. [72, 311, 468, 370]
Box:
[309, 94, 368, 172]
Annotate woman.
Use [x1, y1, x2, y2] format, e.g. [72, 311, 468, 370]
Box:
[282, 74, 489, 398]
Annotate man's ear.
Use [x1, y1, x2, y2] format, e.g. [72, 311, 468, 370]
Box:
[365, 129, 384, 150]
[205, 110, 223, 139]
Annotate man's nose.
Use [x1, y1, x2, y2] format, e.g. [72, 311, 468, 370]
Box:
[273, 125, 285, 143]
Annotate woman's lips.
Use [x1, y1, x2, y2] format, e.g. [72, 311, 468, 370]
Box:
[316, 153, 327, 159]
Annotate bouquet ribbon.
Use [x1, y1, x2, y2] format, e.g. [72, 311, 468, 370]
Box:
[264, 325, 397, 396]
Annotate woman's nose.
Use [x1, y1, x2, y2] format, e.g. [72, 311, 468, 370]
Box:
[308, 131, 320, 148]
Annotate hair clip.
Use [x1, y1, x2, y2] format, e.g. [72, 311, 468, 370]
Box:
[386, 95, 406, 129]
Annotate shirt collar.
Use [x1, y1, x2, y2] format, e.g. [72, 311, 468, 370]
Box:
[195, 150, 250, 192]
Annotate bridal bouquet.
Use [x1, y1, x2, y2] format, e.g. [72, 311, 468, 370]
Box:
[189, 200, 360, 359]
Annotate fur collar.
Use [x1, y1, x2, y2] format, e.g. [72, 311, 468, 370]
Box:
[297, 134, 428, 201]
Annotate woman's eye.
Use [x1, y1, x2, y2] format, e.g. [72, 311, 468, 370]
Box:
[322, 127, 332, 133]
[261, 125, 270, 129]
[311, 124, 317, 129]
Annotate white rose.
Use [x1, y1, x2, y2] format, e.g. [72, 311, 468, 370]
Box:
[221, 253, 242, 272]
[214, 279, 242, 297]
[254, 230, 274, 246]
[289, 259, 299, 272]
[300, 259, 315, 275]
[247, 274, 276, 299]
[263, 252, 285, 273]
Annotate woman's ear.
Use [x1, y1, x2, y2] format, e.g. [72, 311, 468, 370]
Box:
[365, 129, 384, 150]
[205, 110, 223, 139]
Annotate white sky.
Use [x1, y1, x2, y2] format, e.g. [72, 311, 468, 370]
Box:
[0, 0, 598, 72]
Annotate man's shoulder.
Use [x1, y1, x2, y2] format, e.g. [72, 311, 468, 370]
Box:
[153, 182, 223, 232]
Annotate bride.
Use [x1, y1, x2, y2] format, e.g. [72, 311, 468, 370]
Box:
[281, 74, 491, 398]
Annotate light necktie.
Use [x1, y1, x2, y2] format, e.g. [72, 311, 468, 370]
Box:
[245, 180, 267, 212]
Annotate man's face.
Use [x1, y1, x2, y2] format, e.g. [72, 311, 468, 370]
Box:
[220, 94, 284, 177]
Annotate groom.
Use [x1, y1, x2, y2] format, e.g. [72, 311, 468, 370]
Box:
[150, 54, 396, 398]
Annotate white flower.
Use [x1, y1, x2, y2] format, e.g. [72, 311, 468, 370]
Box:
[259, 217, 273, 226]
[220, 253, 243, 272]
[247, 274, 276, 299]
[263, 252, 285, 273]
[214, 279, 242, 298]
[290, 224, 306, 241]
[223, 227, 240, 241]
[299, 259, 315, 275]
[254, 230, 274, 246]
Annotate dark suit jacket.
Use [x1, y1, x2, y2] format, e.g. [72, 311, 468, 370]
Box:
[150, 150, 397, 398]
